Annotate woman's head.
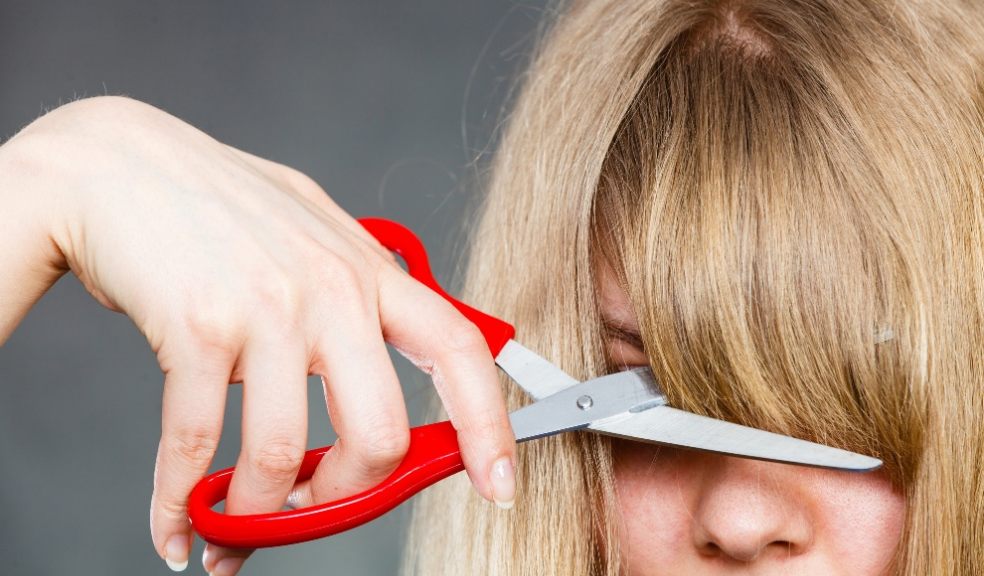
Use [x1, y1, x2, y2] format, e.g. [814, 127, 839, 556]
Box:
[406, 0, 983, 574]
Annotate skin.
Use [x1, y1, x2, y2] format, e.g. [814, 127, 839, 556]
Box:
[0, 95, 904, 575]
[597, 261, 906, 575]
[0, 96, 517, 576]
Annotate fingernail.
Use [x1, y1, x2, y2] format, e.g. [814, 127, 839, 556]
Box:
[164, 533, 189, 572]
[212, 556, 246, 576]
[201, 544, 215, 573]
[490, 456, 516, 510]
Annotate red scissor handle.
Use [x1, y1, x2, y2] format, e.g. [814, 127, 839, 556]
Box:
[357, 217, 515, 357]
[188, 217, 516, 548]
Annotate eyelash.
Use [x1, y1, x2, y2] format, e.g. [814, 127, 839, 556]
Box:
[602, 332, 648, 373]
[603, 327, 644, 351]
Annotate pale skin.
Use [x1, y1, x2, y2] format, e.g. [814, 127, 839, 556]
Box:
[0, 96, 517, 576]
[0, 96, 904, 575]
[597, 260, 906, 575]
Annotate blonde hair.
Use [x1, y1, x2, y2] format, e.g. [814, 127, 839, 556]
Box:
[404, 0, 984, 574]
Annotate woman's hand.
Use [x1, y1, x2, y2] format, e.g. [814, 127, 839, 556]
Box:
[0, 96, 517, 575]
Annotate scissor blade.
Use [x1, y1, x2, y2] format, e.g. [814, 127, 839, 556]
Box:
[509, 368, 664, 442]
[495, 340, 579, 400]
[497, 342, 882, 472]
[588, 405, 882, 471]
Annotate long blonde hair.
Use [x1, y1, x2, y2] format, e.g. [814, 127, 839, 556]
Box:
[404, 1, 984, 574]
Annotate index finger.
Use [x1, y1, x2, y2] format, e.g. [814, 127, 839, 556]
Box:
[377, 268, 517, 508]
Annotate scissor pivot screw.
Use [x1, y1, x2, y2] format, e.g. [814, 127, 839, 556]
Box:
[576, 395, 594, 410]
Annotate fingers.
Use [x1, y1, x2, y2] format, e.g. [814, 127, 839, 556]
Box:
[153, 215, 512, 576]
[288, 262, 516, 513]
[288, 280, 410, 509]
[151, 351, 232, 572]
[203, 328, 309, 576]
[379, 267, 517, 508]
[230, 331, 309, 512]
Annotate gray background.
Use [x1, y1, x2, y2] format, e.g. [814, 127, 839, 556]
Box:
[0, 1, 547, 574]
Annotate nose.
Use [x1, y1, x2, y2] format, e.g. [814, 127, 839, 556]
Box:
[693, 457, 813, 563]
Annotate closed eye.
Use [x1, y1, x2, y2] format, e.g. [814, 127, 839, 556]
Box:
[602, 320, 645, 350]
[602, 320, 649, 370]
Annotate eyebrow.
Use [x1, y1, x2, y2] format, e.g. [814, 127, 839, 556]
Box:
[601, 318, 645, 350]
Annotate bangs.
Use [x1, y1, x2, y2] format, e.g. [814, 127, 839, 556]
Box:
[591, 21, 925, 487]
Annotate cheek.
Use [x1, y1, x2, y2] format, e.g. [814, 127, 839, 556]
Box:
[810, 473, 906, 572]
[612, 441, 696, 571]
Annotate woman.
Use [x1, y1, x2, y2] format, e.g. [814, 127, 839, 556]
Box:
[0, 1, 980, 576]
[404, 0, 983, 574]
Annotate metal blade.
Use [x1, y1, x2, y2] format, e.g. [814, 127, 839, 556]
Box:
[509, 368, 664, 442]
[588, 405, 883, 471]
[495, 339, 579, 400]
[496, 341, 881, 472]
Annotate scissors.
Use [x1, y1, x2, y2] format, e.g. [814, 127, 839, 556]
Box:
[187, 217, 882, 549]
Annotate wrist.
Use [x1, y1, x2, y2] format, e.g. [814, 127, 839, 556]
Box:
[0, 130, 72, 344]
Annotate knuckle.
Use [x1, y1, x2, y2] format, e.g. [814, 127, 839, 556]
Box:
[155, 495, 190, 521]
[281, 165, 326, 197]
[167, 425, 221, 467]
[316, 254, 370, 310]
[250, 439, 306, 482]
[181, 296, 242, 352]
[349, 426, 410, 475]
[316, 250, 356, 283]
[252, 273, 302, 319]
[372, 243, 400, 268]
[441, 319, 488, 358]
[461, 409, 504, 444]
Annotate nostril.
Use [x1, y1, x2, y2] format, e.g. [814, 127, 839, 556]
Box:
[699, 537, 798, 563]
[762, 540, 796, 561]
[779, 540, 794, 557]
[699, 541, 722, 558]
[696, 518, 803, 563]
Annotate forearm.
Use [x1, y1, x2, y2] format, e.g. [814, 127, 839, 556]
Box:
[0, 131, 70, 345]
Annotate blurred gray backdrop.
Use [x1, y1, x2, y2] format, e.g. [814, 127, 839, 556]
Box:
[0, 1, 548, 574]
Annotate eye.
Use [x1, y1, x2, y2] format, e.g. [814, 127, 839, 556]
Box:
[603, 327, 649, 369]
